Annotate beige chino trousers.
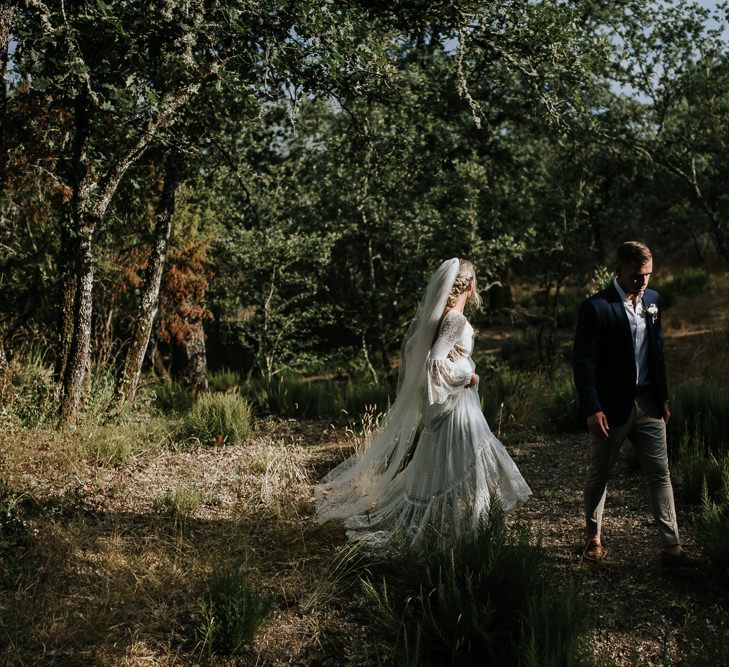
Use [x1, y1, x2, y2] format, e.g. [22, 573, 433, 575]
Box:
[584, 388, 680, 547]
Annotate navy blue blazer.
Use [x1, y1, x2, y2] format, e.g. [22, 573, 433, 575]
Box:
[573, 284, 668, 428]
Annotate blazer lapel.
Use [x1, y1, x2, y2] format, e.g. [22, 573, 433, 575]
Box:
[641, 298, 657, 345]
[606, 285, 633, 348]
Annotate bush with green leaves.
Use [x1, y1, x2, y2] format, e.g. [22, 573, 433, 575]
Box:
[153, 381, 194, 415]
[197, 564, 269, 656]
[208, 368, 243, 393]
[182, 393, 252, 446]
[359, 502, 595, 666]
[4, 352, 57, 428]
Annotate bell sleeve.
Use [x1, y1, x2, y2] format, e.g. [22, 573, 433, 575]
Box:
[426, 312, 471, 406]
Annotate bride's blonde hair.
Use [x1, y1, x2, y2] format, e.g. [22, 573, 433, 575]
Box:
[447, 259, 482, 309]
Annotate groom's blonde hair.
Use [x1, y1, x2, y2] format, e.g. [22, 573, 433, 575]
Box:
[616, 241, 652, 270]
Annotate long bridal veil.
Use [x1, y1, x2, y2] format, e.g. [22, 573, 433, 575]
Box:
[315, 258, 460, 523]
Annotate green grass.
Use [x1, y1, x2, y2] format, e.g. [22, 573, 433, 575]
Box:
[181, 393, 252, 446]
[668, 383, 729, 458]
[654, 269, 710, 308]
[479, 363, 582, 433]
[697, 477, 729, 580]
[242, 374, 391, 421]
[671, 429, 729, 503]
[152, 380, 194, 415]
[358, 501, 596, 666]
[208, 367, 243, 393]
[196, 563, 269, 657]
[154, 485, 204, 519]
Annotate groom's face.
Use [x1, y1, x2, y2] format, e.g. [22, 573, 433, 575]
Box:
[617, 259, 652, 298]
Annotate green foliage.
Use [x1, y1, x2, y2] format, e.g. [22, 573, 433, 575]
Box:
[359, 502, 594, 665]
[0, 491, 30, 557]
[668, 383, 729, 459]
[671, 430, 729, 504]
[2, 355, 57, 429]
[654, 269, 710, 308]
[480, 361, 537, 430]
[181, 393, 252, 446]
[697, 478, 729, 580]
[83, 417, 175, 466]
[155, 486, 204, 520]
[542, 369, 582, 433]
[242, 375, 391, 421]
[153, 381, 195, 415]
[679, 613, 729, 667]
[475, 362, 581, 434]
[197, 564, 269, 656]
[520, 581, 597, 667]
[208, 368, 242, 393]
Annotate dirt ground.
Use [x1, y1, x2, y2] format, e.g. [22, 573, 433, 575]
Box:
[3, 273, 727, 665]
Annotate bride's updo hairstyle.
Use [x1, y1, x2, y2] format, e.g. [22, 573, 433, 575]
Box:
[447, 259, 483, 309]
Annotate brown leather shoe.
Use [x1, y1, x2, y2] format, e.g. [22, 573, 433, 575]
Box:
[583, 542, 607, 562]
[660, 549, 705, 568]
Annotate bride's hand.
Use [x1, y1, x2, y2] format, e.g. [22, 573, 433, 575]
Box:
[465, 374, 479, 388]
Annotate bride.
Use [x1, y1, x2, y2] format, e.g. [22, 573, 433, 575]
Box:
[315, 258, 531, 548]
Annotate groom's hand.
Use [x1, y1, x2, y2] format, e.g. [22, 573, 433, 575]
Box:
[587, 411, 609, 439]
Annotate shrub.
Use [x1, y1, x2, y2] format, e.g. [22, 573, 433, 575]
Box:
[5, 355, 57, 428]
[697, 477, 729, 579]
[500, 328, 542, 369]
[480, 363, 533, 430]
[668, 383, 729, 459]
[155, 485, 204, 519]
[520, 580, 596, 667]
[243, 374, 391, 421]
[182, 393, 252, 446]
[360, 502, 595, 666]
[83, 417, 175, 466]
[153, 380, 194, 415]
[541, 368, 582, 432]
[655, 269, 709, 308]
[208, 368, 243, 393]
[197, 564, 269, 656]
[671, 430, 729, 503]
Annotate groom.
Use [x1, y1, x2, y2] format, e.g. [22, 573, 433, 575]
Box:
[573, 241, 702, 566]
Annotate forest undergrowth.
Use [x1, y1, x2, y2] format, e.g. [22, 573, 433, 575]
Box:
[1, 272, 728, 665]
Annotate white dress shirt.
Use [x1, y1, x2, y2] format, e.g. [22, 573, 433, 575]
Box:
[613, 278, 650, 386]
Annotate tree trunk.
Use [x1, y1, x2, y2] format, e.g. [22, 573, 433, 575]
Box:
[0, 338, 8, 408]
[1, 0, 15, 405]
[54, 221, 76, 383]
[115, 156, 182, 405]
[0, 0, 15, 182]
[58, 221, 95, 427]
[177, 316, 208, 394]
[57, 90, 91, 428]
[56, 65, 214, 427]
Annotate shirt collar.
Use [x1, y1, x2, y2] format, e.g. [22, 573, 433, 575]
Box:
[613, 278, 629, 302]
[613, 278, 644, 311]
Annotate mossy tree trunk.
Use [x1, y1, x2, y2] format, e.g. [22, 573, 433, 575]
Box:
[57, 80, 207, 428]
[175, 314, 209, 395]
[0, 0, 13, 183]
[114, 154, 182, 405]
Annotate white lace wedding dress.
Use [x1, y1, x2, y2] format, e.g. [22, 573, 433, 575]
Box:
[315, 306, 531, 549]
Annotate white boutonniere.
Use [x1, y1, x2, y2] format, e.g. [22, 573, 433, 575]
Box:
[642, 303, 659, 324]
